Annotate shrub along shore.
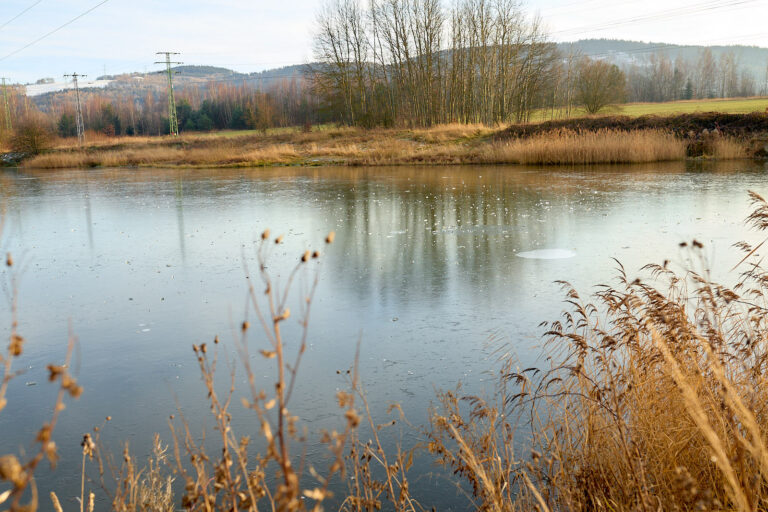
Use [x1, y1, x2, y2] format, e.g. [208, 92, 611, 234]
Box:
[5, 112, 768, 169]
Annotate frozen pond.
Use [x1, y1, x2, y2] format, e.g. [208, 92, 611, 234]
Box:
[1, 161, 767, 509]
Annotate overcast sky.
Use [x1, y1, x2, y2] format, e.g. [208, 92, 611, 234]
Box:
[0, 0, 766, 83]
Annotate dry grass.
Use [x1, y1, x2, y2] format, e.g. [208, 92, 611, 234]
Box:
[22, 125, 489, 169]
[18, 122, 761, 169]
[710, 135, 749, 159]
[25, 125, 732, 169]
[410, 123, 498, 143]
[426, 192, 768, 511]
[485, 128, 687, 164]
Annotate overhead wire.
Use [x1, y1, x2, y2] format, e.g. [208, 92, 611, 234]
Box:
[0, 0, 113, 63]
[551, 0, 759, 37]
[0, 0, 44, 31]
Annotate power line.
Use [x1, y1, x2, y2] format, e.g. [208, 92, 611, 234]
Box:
[552, 0, 759, 37]
[0, 0, 113, 63]
[0, 0, 44, 31]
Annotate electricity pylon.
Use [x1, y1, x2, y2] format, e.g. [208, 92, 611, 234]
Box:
[1, 78, 11, 133]
[155, 52, 182, 136]
[64, 73, 86, 145]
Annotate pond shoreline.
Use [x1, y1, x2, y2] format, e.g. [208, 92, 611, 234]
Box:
[7, 113, 768, 169]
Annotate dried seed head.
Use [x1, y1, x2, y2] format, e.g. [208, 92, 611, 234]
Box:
[344, 409, 361, 428]
[301, 250, 311, 262]
[9, 334, 24, 357]
[325, 232, 335, 244]
[261, 229, 270, 240]
[45, 441, 59, 466]
[106, 416, 112, 421]
[312, 251, 320, 259]
[200, 343, 207, 354]
[242, 321, 250, 332]
[81, 433, 96, 458]
[5, 253, 12, 267]
[37, 424, 52, 443]
[275, 235, 284, 244]
[214, 335, 220, 344]
[0, 454, 24, 486]
[47, 364, 65, 382]
[50, 492, 64, 512]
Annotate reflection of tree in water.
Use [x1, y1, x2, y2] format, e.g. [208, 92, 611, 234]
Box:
[3, 160, 763, 306]
[327, 174, 587, 305]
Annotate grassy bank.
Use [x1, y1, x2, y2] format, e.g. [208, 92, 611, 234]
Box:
[15, 114, 766, 169]
[532, 95, 768, 121]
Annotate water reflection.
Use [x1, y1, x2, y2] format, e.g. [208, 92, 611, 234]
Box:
[0, 161, 767, 509]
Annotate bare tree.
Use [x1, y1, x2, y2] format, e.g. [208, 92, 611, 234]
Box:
[575, 58, 626, 114]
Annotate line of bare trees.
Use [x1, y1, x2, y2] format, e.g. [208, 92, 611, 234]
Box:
[313, 0, 565, 127]
[625, 49, 768, 103]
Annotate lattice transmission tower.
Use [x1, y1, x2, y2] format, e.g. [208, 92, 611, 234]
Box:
[1, 78, 12, 133]
[64, 73, 86, 145]
[155, 52, 182, 136]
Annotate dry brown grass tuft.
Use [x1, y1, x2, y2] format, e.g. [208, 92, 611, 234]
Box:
[710, 135, 749, 159]
[411, 123, 496, 143]
[485, 128, 687, 164]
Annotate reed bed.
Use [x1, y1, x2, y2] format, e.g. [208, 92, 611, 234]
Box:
[485, 128, 687, 164]
[710, 135, 749, 159]
[18, 124, 760, 169]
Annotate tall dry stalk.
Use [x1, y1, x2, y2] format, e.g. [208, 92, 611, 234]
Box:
[84, 229, 366, 512]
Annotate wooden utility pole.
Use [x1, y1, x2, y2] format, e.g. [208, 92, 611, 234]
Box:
[155, 52, 182, 136]
[64, 73, 86, 145]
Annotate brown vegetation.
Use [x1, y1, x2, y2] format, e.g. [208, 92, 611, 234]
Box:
[20, 117, 760, 169]
[22, 125, 492, 169]
[10, 117, 53, 155]
[499, 111, 768, 140]
[484, 129, 686, 165]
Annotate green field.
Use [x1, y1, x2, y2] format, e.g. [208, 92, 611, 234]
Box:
[533, 96, 768, 122]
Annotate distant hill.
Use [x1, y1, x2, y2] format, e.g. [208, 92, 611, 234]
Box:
[559, 39, 768, 80]
[28, 39, 768, 110]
